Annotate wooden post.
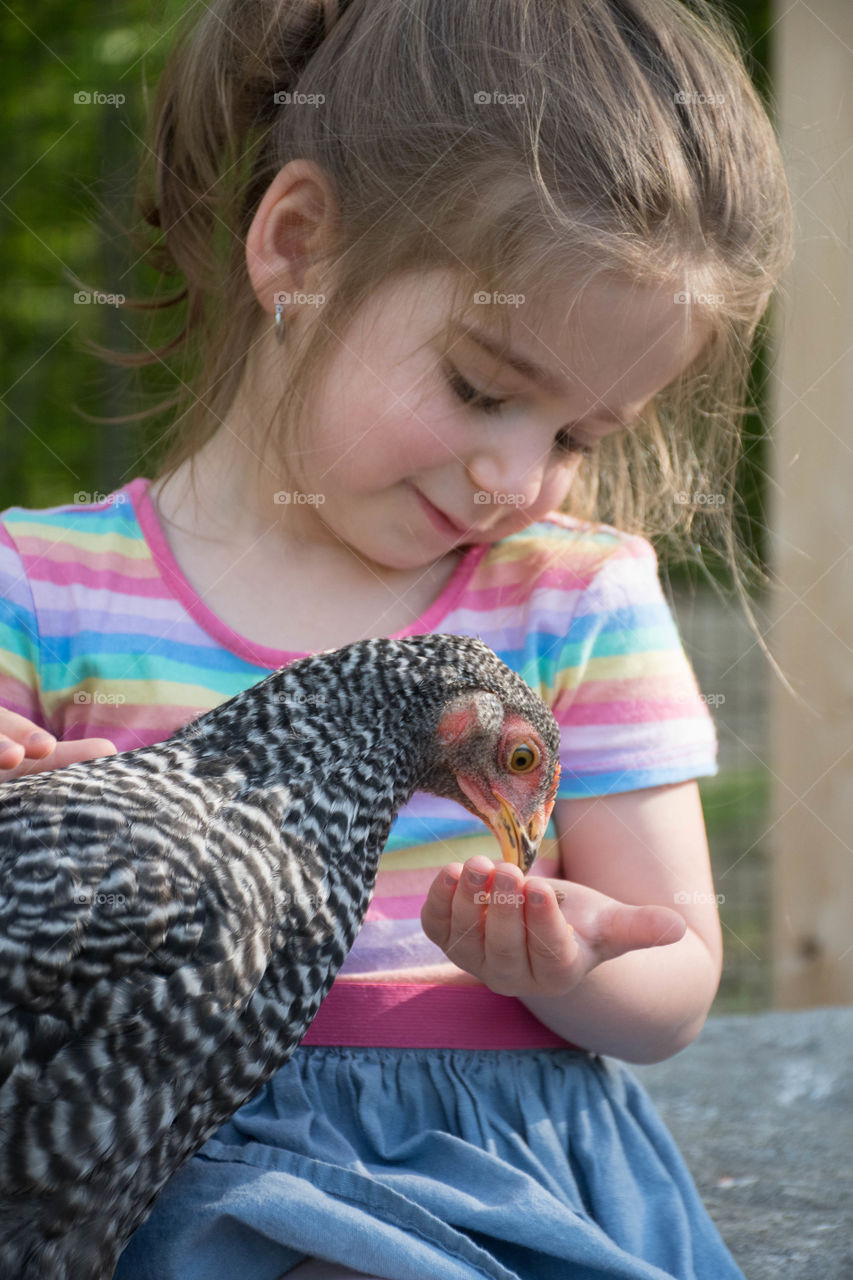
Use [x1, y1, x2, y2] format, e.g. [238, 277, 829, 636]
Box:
[769, 0, 853, 1006]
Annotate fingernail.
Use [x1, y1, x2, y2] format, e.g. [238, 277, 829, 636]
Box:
[493, 872, 516, 892]
[527, 890, 546, 905]
[466, 868, 489, 886]
[27, 732, 54, 748]
[443, 872, 459, 890]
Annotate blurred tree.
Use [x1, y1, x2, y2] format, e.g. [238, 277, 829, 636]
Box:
[0, 0, 777, 583]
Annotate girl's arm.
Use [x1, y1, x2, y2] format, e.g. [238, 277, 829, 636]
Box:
[421, 780, 724, 1064]
[519, 781, 723, 1063]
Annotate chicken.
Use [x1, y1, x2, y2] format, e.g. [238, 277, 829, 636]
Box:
[0, 633, 561, 1279]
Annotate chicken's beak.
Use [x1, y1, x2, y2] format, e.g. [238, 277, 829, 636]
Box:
[457, 764, 561, 875]
[528, 762, 561, 849]
[489, 793, 537, 872]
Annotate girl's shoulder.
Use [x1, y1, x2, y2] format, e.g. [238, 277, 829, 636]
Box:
[479, 510, 659, 598]
[1, 478, 147, 564]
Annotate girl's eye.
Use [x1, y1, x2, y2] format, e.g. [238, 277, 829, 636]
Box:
[445, 364, 597, 456]
[445, 366, 507, 416]
[554, 431, 596, 457]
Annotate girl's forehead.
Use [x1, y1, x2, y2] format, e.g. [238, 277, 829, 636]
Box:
[414, 270, 710, 391]
[358, 266, 709, 406]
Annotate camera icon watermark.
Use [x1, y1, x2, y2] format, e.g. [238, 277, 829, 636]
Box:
[473, 290, 525, 308]
[73, 291, 125, 307]
[674, 90, 726, 107]
[674, 491, 726, 507]
[473, 491, 527, 507]
[73, 90, 126, 107]
[273, 491, 326, 506]
[273, 289, 325, 308]
[673, 290, 725, 307]
[474, 889, 526, 907]
[283, 888, 329, 911]
[273, 91, 325, 107]
[275, 691, 327, 707]
[673, 890, 725, 905]
[473, 90, 525, 106]
[73, 490, 127, 505]
[74, 890, 128, 908]
[72, 689, 125, 706]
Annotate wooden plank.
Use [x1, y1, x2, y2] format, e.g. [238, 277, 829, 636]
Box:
[769, 0, 853, 1006]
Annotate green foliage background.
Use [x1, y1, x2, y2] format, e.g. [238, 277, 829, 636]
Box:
[0, 0, 777, 579]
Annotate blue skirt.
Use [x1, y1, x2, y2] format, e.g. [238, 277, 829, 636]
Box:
[113, 1045, 744, 1280]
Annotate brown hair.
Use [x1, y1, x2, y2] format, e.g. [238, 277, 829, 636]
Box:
[95, 0, 794, 672]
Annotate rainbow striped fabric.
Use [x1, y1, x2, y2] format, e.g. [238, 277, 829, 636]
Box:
[0, 477, 718, 995]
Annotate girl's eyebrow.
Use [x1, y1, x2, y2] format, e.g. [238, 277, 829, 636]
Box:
[447, 321, 629, 425]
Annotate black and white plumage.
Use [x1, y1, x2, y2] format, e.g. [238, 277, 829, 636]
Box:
[0, 633, 561, 1278]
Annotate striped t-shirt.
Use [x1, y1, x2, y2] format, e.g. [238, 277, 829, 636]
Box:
[0, 477, 718, 1049]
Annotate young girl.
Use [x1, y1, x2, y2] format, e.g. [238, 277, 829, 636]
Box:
[0, 0, 792, 1276]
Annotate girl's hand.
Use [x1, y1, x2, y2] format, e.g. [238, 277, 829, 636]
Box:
[421, 855, 686, 999]
[0, 707, 117, 783]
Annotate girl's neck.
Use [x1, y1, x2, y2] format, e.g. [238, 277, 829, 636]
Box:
[147, 432, 466, 655]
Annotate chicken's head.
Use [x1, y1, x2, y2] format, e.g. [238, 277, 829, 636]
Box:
[434, 689, 561, 873]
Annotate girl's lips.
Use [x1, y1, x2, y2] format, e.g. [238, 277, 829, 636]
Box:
[411, 485, 472, 539]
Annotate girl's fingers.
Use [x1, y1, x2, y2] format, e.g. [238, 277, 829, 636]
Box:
[420, 862, 464, 949]
[444, 856, 495, 974]
[0, 740, 26, 771]
[482, 864, 528, 993]
[0, 706, 46, 737]
[0, 733, 56, 772]
[0, 707, 57, 770]
[600, 902, 685, 959]
[0, 710, 53, 746]
[523, 879, 579, 988]
[0, 737, 117, 783]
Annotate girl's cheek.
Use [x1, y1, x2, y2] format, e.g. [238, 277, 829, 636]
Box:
[402, 406, 470, 466]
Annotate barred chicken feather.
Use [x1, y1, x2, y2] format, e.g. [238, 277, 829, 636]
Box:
[0, 633, 560, 1278]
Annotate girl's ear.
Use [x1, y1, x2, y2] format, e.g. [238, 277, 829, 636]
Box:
[245, 158, 339, 313]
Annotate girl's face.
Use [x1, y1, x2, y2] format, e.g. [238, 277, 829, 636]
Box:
[276, 268, 709, 572]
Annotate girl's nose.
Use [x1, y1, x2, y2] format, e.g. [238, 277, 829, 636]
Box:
[467, 439, 549, 511]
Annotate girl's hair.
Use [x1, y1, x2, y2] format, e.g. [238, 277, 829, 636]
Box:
[97, 0, 793, 670]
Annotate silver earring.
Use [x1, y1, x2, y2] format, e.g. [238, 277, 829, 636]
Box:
[274, 301, 286, 345]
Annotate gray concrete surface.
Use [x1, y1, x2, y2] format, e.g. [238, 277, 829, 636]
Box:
[631, 1006, 853, 1279]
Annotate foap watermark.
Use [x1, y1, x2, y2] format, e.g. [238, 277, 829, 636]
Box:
[73, 90, 126, 108]
[283, 888, 329, 912]
[674, 491, 726, 507]
[473, 91, 525, 106]
[274, 491, 326, 506]
[672, 689, 725, 710]
[473, 290, 525, 308]
[674, 890, 725, 906]
[674, 290, 725, 308]
[74, 291, 125, 307]
[275, 692, 327, 707]
[273, 90, 325, 108]
[74, 890, 128, 908]
[674, 90, 726, 107]
[474, 889, 526, 907]
[73, 490, 127, 505]
[474, 491, 527, 507]
[274, 289, 325, 309]
[73, 690, 126, 706]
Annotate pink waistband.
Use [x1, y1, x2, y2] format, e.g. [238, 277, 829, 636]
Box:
[300, 980, 584, 1051]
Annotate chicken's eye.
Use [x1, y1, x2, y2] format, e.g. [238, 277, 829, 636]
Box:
[508, 741, 539, 773]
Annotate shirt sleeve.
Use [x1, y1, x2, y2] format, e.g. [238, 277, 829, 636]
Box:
[539, 533, 719, 798]
[0, 516, 49, 728]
